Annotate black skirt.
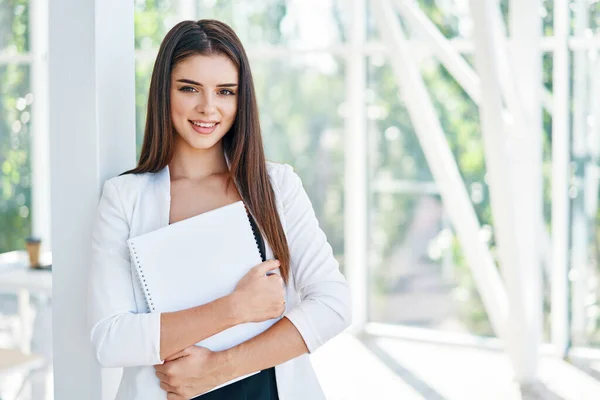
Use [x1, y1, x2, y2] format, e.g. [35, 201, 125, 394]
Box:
[192, 367, 279, 399]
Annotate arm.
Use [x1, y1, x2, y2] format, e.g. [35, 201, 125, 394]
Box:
[154, 318, 306, 399]
[224, 164, 352, 370]
[221, 317, 307, 377]
[88, 180, 243, 367]
[277, 163, 352, 353]
[160, 259, 284, 361]
[226, 163, 353, 369]
[159, 296, 241, 361]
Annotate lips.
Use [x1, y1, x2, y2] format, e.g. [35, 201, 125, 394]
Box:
[189, 120, 219, 135]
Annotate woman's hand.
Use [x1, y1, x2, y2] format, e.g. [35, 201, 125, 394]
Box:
[154, 346, 231, 399]
[232, 259, 286, 323]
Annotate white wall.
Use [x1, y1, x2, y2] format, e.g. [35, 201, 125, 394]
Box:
[48, 0, 136, 398]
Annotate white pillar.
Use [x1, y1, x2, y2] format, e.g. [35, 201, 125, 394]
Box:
[468, 0, 538, 383]
[345, 0, 368, 331]
[29, 0, 51, 253]
[48, 0, 136, 399]
[508, 0, 544, 382]
[551, 0, 571, 357]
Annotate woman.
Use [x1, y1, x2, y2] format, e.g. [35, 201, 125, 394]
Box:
[88, 19, 351, 400]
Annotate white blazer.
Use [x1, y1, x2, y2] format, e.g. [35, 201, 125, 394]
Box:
[88, 161, 352, 399]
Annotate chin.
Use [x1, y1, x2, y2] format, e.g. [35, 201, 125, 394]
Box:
[188, 136, 222, 151]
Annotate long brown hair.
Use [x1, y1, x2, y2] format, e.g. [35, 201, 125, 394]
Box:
[121, 20, 291, 284]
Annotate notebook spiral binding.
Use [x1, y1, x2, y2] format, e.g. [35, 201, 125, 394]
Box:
[128, 240, 156, 313]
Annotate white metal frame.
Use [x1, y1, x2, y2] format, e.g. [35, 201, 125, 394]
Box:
[345, 0, 369, 332]
[551, 0, 571, 358]
[29, 0, 51, 254]
[507, 0, 544, 382]
[570, 0, 592, 347]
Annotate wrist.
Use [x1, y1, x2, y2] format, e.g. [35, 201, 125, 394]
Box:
[216, 347, 238, 381]
[226, 292, 246, 325]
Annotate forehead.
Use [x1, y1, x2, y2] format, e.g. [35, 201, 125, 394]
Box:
[172, 54, 238, 84]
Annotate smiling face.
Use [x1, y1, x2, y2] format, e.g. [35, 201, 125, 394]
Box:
[170, 53, 239, 152]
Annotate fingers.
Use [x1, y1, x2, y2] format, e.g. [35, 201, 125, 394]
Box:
[164, 346, 193, 362]
[155, 360, 179, 375]
[167, 392, 186, 400]
[164, 352, 185, 363]
[155, 370, 168, 382]
[267, 272, 283, 282]
[267, 273, 285, 292]
[253, 259, 280, 276]
[160, 381, 176, 393]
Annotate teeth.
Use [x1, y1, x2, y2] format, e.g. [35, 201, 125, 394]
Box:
[192, 121, 216, 128]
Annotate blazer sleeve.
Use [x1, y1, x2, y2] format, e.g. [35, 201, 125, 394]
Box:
[280, 164, 352, 353]
[88, 179, 163, 368]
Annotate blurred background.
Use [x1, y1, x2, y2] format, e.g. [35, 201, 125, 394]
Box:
[1, 0, 600, 399]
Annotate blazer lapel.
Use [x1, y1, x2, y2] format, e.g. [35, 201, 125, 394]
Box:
[154, 165, 171, 229]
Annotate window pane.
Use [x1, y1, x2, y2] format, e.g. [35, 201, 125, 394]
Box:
[253, 55, 346, 265]
[0, 64, 32, 253]
[134, 60, 153, 160]
[366, 54, 496, 336]
[368, 192, 494, 336]
[367, 57, 433, 182]
[570, 33, 600, 347]
[0, 0, 30, 53]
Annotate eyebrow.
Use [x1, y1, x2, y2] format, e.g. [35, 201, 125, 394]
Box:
[176, 78, 238, 88]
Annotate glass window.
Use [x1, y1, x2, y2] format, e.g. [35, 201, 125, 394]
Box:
[0, 64, 32, 253]
[0, 0, 30, 54]
[253, 55, 346, 266]
[366, 51, 495, 336]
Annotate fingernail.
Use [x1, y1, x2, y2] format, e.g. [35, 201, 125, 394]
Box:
[273, 260, 280, 265]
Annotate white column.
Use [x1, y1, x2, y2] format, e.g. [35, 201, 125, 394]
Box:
[48, 0, 136, 399]
[29, 0, 51, 253]
[345, 0, 368, 331]
[508, 0, 544, 382]
[468, 0, 536, 383]
[551, 0, 571, 357]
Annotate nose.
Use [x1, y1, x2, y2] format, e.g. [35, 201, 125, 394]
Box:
[196, 92, 217, 115]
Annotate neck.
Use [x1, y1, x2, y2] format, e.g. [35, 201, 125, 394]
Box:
[168, 139, 229, 181]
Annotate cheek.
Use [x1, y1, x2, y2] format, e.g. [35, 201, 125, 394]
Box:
[170, 93, 183, 119]
[223, 100, 237, 120]
[171, 93, 191, 117]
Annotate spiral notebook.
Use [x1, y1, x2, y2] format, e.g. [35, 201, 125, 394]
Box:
[126, 201, 281, 391]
